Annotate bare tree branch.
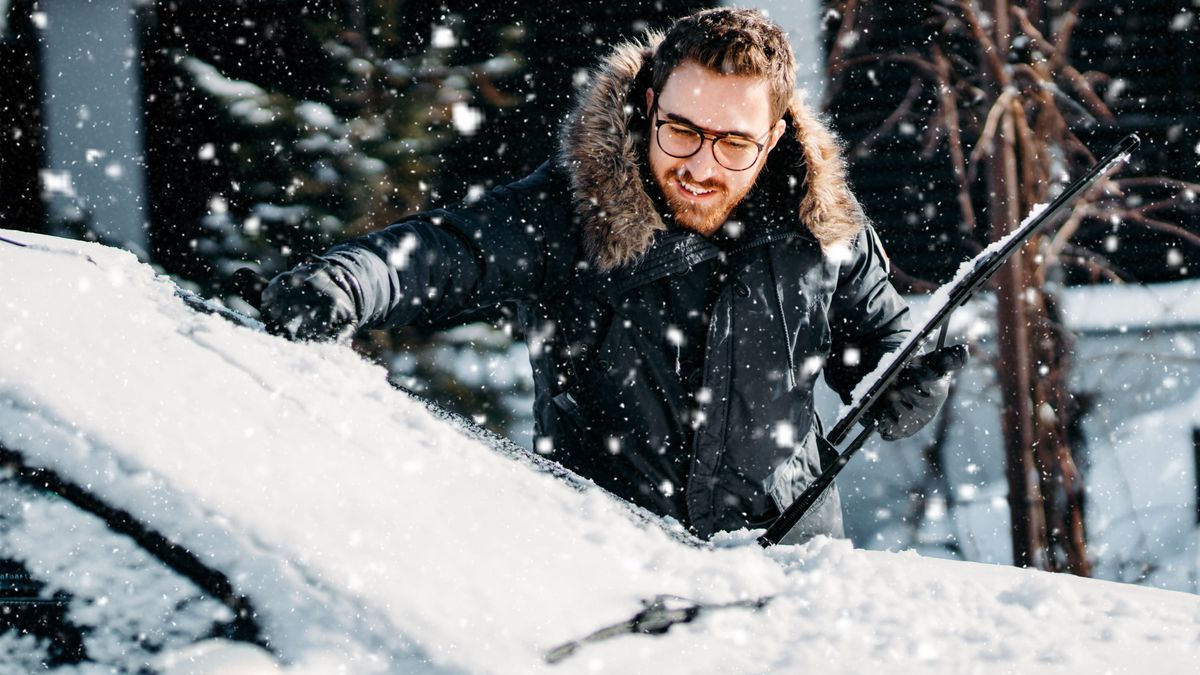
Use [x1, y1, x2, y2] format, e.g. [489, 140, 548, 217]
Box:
[968, 89, 1016, 182]
[947, 0, 1009, 89]
[831, 52, 940, 81]
[1011, 6, 1115, 122]
[852, 79, 925, 157]
[1051, 0, 1087, 70]
[1122, 213, 1200, 250]
[1117, 177, 1200, 193]
[1059, 243, 1130, 283]
[932, 46, 977, 232]
[822, 0, 863, 108]
[1046, 200, 1092, 260]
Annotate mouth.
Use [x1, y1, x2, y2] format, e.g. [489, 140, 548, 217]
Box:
[674, 177, 719, 201]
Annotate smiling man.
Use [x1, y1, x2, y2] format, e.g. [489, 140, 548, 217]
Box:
[261, 8, 962, 543]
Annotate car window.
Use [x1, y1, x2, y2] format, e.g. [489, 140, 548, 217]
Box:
[0, 478, 246, 672]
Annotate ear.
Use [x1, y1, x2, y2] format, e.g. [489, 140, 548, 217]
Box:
[765, 118, 788, 153]
[645, 87, 655, 114]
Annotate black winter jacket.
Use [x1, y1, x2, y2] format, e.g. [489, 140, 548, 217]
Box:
[320, 36, 910, 542]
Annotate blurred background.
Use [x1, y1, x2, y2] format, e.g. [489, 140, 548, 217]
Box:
[2, 0, 1199, 588]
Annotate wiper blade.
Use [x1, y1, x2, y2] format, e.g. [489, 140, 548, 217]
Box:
[545, 594, 771, 664]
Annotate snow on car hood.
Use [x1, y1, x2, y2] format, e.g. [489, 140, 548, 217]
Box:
[2, 230, 1199, 674]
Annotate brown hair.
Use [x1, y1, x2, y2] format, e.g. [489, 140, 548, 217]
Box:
[650, 8, 796, 121]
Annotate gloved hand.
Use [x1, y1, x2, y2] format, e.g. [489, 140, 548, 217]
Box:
[260, 259, 360, 342]
[868, 344, 968, 441]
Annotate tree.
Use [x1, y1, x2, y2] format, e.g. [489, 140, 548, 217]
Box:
[171, 1, 530, 436]
[824, 0, 1197, 573]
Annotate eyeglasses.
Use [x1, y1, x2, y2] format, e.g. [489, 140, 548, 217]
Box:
[652, 101, 773, 172]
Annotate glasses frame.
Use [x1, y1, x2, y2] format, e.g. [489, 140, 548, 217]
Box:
[650, 98, 773, 172]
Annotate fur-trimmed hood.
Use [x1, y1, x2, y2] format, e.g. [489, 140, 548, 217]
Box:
[558, 32, 867, 272]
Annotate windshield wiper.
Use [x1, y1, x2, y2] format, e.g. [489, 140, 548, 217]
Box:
[545, 594, 771, 664]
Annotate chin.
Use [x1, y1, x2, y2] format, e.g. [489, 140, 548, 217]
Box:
[670, 201, 733, 236]
[655, 173, 743, 237]
[675, 215, 724, 236]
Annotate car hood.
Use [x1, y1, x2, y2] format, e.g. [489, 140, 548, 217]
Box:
[2, 230, 1198, 674]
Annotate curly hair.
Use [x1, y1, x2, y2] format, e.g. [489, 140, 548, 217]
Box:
[650, 8, 797, 121]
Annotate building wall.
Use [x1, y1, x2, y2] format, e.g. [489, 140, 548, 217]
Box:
[0, 3, 44, 233]
[38, 0, 150, 253]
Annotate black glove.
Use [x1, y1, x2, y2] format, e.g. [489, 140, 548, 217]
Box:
[868, 344, 968, 441]
[260, 259, 360, 341]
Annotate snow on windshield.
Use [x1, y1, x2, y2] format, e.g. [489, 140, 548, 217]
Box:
[2, 231, 1199, 674]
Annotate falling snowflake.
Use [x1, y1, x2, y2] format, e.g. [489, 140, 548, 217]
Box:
[452, 102, 484, 136]
[431, 25, 456, 49]
[773, 422, 795, 448]
[842, 347, 861, 367]
[40, 170, 76, 198]
[387, 233, 420, 270]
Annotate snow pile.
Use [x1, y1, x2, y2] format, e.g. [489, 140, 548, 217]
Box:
[2, 230, 1200, 674]
[1087, 381, 1200, 588]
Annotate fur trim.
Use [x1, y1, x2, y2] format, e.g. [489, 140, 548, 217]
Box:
[559, 33, 865, 272]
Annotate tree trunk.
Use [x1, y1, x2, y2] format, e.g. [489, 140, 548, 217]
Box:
[824, 0, 1098, 574]
[990, 106, 1049, 569]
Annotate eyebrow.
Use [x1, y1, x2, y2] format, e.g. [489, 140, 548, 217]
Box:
[662, 110, 758, 140]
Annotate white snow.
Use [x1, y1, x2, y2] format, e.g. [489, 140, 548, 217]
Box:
[294, 101, 341, 132]
[451, 102, 484, 136]
[181, 57, 266, 100]
[1062, 278, 1200, 331]
[431, 26, 456, 49]
[2, 230, 1200, 673]
[0, 481, 233, 670]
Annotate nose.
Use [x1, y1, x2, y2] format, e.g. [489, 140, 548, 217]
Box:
[682, 142, 720, 182]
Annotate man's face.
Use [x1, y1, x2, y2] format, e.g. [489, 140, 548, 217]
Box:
[646, 60, 786, 237]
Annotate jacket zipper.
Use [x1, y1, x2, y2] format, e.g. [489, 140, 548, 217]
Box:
[766, 250, 799, 391]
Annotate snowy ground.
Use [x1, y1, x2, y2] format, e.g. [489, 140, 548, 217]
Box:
[3, 230, 1200, 673]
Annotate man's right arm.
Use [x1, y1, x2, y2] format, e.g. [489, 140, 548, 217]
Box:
[262, 162, 576, 339]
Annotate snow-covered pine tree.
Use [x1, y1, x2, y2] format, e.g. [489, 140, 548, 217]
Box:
[172, 3, 530, 437]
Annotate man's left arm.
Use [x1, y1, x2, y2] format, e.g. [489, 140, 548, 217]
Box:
[823, 224, 912, 399]
[823, 225, 966, 440]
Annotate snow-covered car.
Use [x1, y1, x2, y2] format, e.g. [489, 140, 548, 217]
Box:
[2, 229, 1200, 674]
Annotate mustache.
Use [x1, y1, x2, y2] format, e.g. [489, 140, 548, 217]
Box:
[672, 170, 724, 192]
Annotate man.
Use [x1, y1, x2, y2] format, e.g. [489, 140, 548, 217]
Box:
[261, 8, 963, 543]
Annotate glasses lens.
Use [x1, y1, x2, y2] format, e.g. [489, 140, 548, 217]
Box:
[658, 123, 703, 158]
[714, 138, 760, 171]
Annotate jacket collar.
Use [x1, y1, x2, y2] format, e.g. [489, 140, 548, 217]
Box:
[558, 32, 868, 273]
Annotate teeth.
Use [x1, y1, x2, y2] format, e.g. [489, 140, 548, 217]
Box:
[680, 180, 713, 196]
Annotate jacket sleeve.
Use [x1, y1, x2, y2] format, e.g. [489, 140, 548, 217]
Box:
[823, 224, 912, 402]
[319, 161, 577, 330]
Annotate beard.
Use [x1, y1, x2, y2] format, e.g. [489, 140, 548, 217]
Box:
[655, 168, 754, 237]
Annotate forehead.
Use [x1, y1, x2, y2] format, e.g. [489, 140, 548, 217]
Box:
[657, 60, 774, 133]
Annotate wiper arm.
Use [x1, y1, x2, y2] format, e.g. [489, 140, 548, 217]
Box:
[545, 594, 771, 664]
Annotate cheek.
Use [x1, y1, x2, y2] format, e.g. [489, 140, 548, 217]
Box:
[648, 142, 669, 177]
[724, 171, 754, 196]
